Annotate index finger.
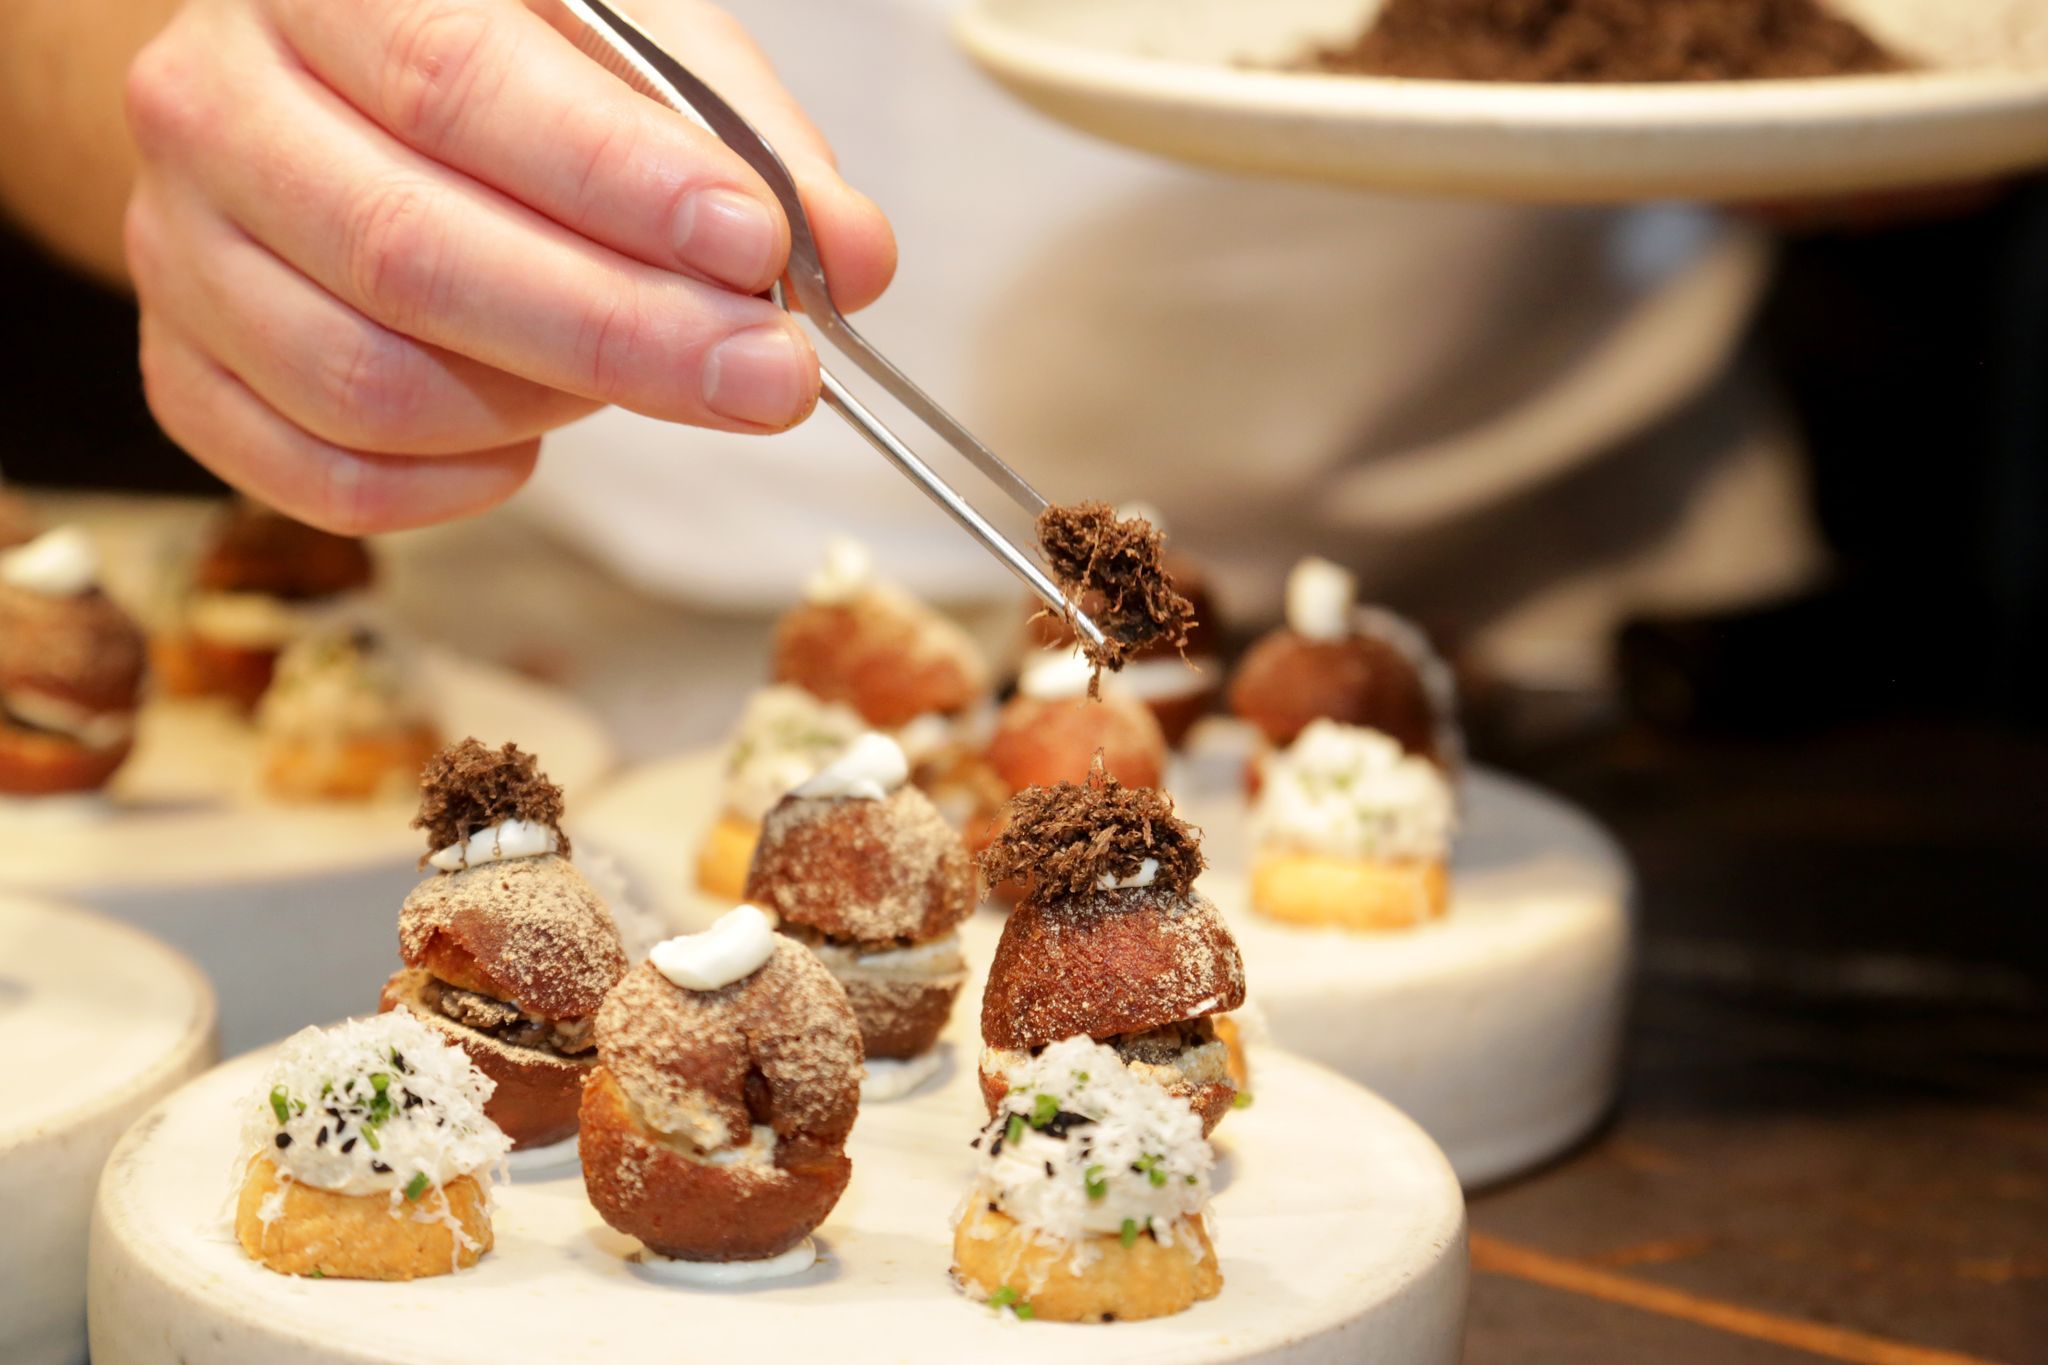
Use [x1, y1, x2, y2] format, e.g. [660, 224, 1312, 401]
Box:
[268, 0, 793, 293]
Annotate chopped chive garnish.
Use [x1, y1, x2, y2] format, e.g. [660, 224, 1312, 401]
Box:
[360, 1124, 381, 1151]
[1013, 1302, 1036, 1321]
[989, 1286, 1019, 1308]
[1186, 1174, 1198, 1185]
[370, 1073, 390, 1095]
[1233, 1091, 1254, 1109]
[1029, 1094, 1058, 1128]
[308, 1268, 325, 1279]
[403, 1172, 430, 1202]
[269, 1087, 291, 1124]
[1075, 1072, 1089, 1082]
[1084, 1165, 1107, 1200]
[1004, 1115, 1025, 1146]
[1148, 1167, 1167, 1187]
[1120, 1218, 1140, 1248]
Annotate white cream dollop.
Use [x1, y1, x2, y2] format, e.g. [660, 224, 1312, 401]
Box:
[791, 731, 908, 801]
[651, 905, 777, 992]
[1254, 719, 1455, 862]
[428, 817, 560, 872]
[1019, 646, 1097, 701]
[634, 1237, 817, 1285]
[803, 537, 873, 605]
[1285, 556, 1357, 641]
[0, 527, 99, 597]
[1097, 857, 1159, 890]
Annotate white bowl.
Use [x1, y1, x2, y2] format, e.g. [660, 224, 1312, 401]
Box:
[91, 1037, 1466, 1363]
[1, 895, 216, 1365]
[955, 0, 2048, 201]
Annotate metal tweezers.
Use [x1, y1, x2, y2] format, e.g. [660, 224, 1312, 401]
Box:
[539, 0, 1108, 653]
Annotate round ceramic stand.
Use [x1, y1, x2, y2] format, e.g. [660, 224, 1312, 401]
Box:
[2, 895, 216, 1365]
[0, 652, 613, 1053]
[91, 1036, 1466, 1364]
[954, 0, 2048, 202]
[582, 741, 1631, 1186]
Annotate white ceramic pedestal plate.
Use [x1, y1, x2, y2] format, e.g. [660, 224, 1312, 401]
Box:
[90, 1028, 1466, 1364]
[2, 894, 216, 1365]
[579, 741, 1630, 1187]
[956, 0, 2048, 202]
[0, 652, 614, 1053]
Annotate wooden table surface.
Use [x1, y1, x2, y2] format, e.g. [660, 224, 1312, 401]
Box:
[1467, 724, 2048, 1365]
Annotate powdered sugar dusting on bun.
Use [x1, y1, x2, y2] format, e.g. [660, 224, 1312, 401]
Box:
[748, 785, 974, 946]
[399, 855, 626, 1020]
[595, 944, 862, 1159]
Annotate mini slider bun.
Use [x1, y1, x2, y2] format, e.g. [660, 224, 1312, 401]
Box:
[978, 766, 1246, 1132]
[744, 734, 975, 1059]
[953, 1035, 1222, 1322]
[258, 623, 440, 802]
[159, 501, 375, 708]
[0, 528, 148, 796]
[382, 739, 627, 1149]
[580, 909, 864, 1262]
[773, 540, 990, 730]
[235, 1010, 510, 1280]
[1230, 557, 1458, 768]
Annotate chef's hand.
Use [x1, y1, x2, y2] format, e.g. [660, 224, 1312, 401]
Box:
[123, 0, 895, 533]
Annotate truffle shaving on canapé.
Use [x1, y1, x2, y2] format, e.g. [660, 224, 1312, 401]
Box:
[412, 738, 570, 866]
[1035, 503, 1195, 676]
[978, 761, 1204, 905]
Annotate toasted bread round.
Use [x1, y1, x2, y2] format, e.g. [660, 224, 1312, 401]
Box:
[235, 1154, 491, 1280]
[1250, 850, 1450, 931]
[981, 891, 1244, 1050]
[399, 855, 627, 1021]
[773, 588, 989, 729]
[1229, 629, 1441, 759]
[695, 811, 760, 902]
[381, 968, 594, 1149]
[745, 785, 974, 947]
[262, 726, 441, 802]
[985, 692, 1167, 795]
[952, 1203, 1220, 1322]
[579, 1065, 852, 1261]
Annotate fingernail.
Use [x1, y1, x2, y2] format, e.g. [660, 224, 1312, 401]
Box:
[703, 323, 810, 427]
[673, 188, 779, 290]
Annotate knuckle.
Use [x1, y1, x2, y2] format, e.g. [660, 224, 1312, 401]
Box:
[574, 292, 648, 404]
[316, 324, 430, 448]
[377, 1, 495, 146]
[124, 37, 202, 157]
[341, 179, 450, 328]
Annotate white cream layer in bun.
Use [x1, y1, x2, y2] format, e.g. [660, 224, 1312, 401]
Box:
[242, 1011, 510, 1199]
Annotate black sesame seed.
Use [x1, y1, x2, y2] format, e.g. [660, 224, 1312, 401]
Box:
[315, 1127, 329, 1146]
[274, 1132, 292, 1149]
[340, 1137, 357, 1154]
[370, 1160, 391, 1174]
[986, 1201, 999, 1214]
[1044, 1161, 1056, 1178]
[969, 1136, 982, 1149]
[1101, 1313, 1116, 1323]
